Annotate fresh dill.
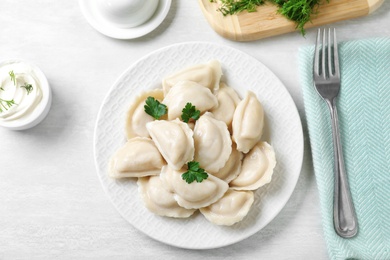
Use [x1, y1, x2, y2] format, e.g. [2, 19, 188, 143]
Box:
[210, 0, 328, 35]
[21, 83, 33, 95]
[0, 98, 16, 113]
[9, 70, 16, 85]
[272, 0, 325, 35]
[210, 0, 265, 15]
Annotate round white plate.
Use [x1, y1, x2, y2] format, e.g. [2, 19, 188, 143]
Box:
[79, 0, 171, 39]
[94, 42, 304, 249]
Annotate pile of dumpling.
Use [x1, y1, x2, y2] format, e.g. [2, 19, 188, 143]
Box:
[108, 60, 276, 226]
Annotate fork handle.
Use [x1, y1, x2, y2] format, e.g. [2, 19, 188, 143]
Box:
[327, 100, 358, 238]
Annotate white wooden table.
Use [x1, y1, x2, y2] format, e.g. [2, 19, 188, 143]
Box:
[1, 1, 389, 259]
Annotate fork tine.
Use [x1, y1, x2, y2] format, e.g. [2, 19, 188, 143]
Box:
[313, 29, 321, 76]
[333, 29, 340, 77]
[328, 28, 333, 76]
[322, 29, 326, 79]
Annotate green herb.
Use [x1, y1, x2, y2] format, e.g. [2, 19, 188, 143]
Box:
[211, 0, 328, 35]
[0, 98, 16, 113]
[144, 96, 167, 120]
[181, 161, 209, 184]
[210, 0, 265, 15]
[181, 102, 201, 123]
[272, 0, 324, 35]
[9, 70, 16, 86]
[21, 83, 33, 95]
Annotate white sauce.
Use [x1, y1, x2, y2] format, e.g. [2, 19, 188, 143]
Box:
[0, 61, 43, 121]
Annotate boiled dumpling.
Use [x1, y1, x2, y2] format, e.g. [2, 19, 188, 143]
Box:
[230, 142, 276, 190]
[232, 91, 264, 153]
[194, 112, 232, 173]
[109, 137, 166, 178]
[125, 89, 165, 139]
[210, 83, 241, 131]
[163, 81, 218, 121]
[146, 119, 194, 170]
[200, 189, 254, 226]
[162, 60, 222, 95]
[160, 165, 229, 209]
[138, 176, 196, 218]
[209, 143, 243, 183]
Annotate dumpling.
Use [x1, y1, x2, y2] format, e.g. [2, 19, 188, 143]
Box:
[209, 143, 243, 183]
[125, 89, 164, 139]
[162, 60, 222, 95]
[108, 137, 166, 178]
[210, 83, 241, 131]
[230, 142, 276, 190]
[163, 81, 218, 121]
[200, 189, 254, 226]
[160, 165, 229, 209]
[146, 119, 194, 170]
[232, 91, 264, 153]
[138, 176, 196, 218]
[194, 112, 232, 173]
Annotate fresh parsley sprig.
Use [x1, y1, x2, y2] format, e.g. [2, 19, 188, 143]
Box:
[0, 98, 16, 113]
[21, 83, 33, 95]
[182, 161, 209, 184]
[181, 102, 200, 123]
[144, 96, 167, 119]
[9, 70, 16, 86]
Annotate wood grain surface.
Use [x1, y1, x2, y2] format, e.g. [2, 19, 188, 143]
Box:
[198, 0, 384, 41]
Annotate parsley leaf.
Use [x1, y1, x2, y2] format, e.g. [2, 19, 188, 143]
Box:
[181, 102, 200, 123]
[144, 96, 167, 120]
[182, 161, 209, 184]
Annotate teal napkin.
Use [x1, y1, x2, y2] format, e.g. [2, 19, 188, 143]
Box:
[299, 37, 390, 260]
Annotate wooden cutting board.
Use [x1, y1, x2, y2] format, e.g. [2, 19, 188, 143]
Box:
[198, 0, 384, 41]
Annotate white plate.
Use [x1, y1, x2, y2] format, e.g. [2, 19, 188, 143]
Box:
[79, 0, 171, 39]
[93, 42, 304, 249]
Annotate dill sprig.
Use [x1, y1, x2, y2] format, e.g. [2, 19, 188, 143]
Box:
[211, 0, 265, 15]
[0, 98, 16, 113]
[211, 0, 328, 35]
[21, 83, 33, 95]
[272, 0, 323, 35]
[9, 70, 16, 86]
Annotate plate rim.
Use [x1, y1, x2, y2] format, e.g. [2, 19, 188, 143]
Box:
[93, 41, 304, 249]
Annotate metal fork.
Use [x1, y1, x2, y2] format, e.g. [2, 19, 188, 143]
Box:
[313, 28, 358, 238]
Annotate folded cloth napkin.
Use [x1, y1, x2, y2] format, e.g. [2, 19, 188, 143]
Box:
[299, 37, 390, 260]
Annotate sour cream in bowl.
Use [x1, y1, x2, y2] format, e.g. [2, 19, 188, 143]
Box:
[0, 59, 52, 130]
[97, 0, 160, 28]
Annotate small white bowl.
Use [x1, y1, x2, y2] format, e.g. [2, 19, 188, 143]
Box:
[97, 0, 159, 28]
[79, 0, 171, 39]
[0, 59, 52, 130]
